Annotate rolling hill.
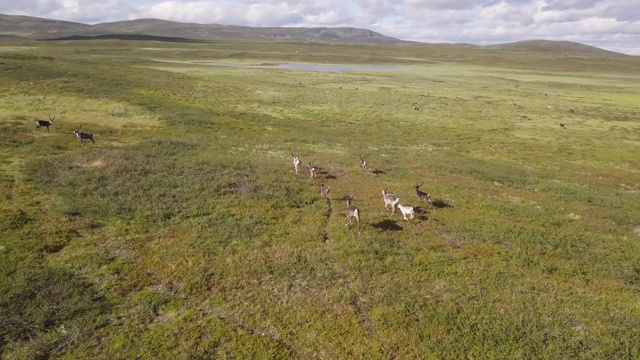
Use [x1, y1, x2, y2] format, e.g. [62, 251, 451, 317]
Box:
[0, 14, 405, 44]
[486, 39, 622, 56]
[0, 13, 633, 55]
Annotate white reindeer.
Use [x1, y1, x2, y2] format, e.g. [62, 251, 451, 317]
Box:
[382, 188, 400, 213]
[397, 204, 415, 221]
[291, 153, 301, 174]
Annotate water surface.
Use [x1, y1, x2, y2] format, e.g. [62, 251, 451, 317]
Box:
[205, 62, 414, 72]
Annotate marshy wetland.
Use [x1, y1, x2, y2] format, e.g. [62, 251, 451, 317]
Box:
[1, 40, 639, 358]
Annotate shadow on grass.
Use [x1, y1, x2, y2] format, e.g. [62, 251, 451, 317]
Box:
[371, 219, 403, 231]
[372, 169, 386, 175]
[45, 34, 210, 43]
[414, 207, 430, 221]
[432, 199, 453, 209]
[414, 206, 428, 214]
[313, 169, 337, 180]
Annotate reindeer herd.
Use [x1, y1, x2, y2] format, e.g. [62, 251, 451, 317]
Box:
[35, 114, 96, 144]
[35, 114, 435, 229]
[292, 153, 438, 230]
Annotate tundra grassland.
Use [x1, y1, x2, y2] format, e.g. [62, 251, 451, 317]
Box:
[1, 40, 639, 359]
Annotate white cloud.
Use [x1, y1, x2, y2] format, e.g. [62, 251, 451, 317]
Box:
[403, 0, 482, 10]
[480, 1, 537, 24]
[137, 1, 350, 26]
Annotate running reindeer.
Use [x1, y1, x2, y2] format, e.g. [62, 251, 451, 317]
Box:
[415, 182, 433, 206]
[35, 115, 55, 132]
[359, 155, 368, 172]
[308, 162, 318, 179]
[320, 183, 330, 199]
[74, 126, 95, 144]
[397, 204, 415, 221]
[345, 194, 360, 229]
[382, 187, 400, 213]
[291, 153, 302, 174]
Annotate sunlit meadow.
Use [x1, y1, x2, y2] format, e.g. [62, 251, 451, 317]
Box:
[1, 40, 639, 359]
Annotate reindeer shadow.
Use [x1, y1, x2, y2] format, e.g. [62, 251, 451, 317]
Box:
[414, 206, 429, 214]
[322, 174, 337, 180]
[414, 207, 430, 221]
[372, 169, 386, 175]
[371, 219, 403, 231]
[432, 199, 453, 209]
[315, 169, 337, 180]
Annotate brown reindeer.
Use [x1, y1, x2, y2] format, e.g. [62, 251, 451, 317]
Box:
[359, 155, 368, 171]
[74, 125, 95, 144]
[346, 194, 360, 229]
[415, 182, 433, 206]
[35, 115, 55, 132]
[320, 183, 331, 199]
[308, 162, 318, 179]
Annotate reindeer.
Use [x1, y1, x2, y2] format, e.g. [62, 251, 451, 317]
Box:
[291, 153, 301, 174]
[74, 126, 95, 144]
[397, 204, 415, 221]
[415, 182, 433, 206]
[345, 194, 360, 228]
[359, 155, 368, 172]
[320, 183, 330, 199]
[382, 188, 400, 213]
[35, 115, 55, 132]
[308, 162, 318, 179]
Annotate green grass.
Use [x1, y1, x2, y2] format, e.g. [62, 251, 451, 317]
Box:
[1, 40, 639, 359]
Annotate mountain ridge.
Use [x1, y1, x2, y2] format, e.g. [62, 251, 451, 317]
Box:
[0, 13, 630, 55]
[0, 14, 404, 44]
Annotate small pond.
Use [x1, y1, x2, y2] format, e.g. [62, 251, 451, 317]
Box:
[204, 62, 415, 72]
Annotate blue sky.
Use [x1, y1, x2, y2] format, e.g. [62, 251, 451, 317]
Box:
[1, 0, 639, 55]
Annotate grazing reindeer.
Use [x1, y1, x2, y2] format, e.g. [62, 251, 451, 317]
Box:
[359, 155, 368, 172]
[415, 182, 433, 206]
[345, 194, 360, 228]
[382, 188, 400, 213]
[320, 183, 330, 199]
[397, 204, 415, 221]
[35, 115, 55, 132]
[74, 126, 95, 144]
[308, 162, 318, 179]
[291, 153, 301, 174]
[560, 123, 566, 129]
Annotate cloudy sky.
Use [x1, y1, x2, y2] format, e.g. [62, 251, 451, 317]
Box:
[2, 0, 639, 55]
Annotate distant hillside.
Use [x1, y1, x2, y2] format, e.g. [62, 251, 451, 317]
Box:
[487, 40, 622, 56]
[0, 14, 405, 45]
[0, 13, 632, 56]
[91, 19, 404, 44]
[0, 14, 101, 38]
